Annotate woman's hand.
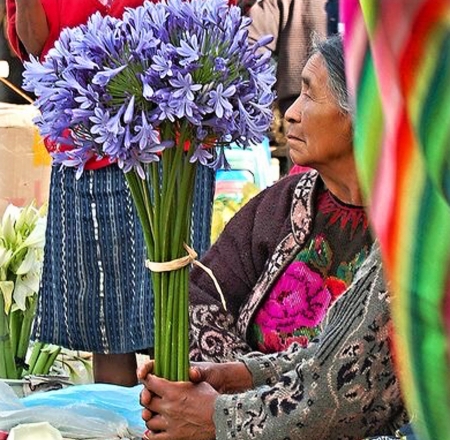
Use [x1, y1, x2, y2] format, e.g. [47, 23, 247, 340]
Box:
[138, 360, 253, 439]
[137, 360, 253, 394]
[140, 373, 218, 440]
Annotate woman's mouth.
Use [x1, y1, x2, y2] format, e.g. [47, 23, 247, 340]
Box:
[287, 134, 305, 143]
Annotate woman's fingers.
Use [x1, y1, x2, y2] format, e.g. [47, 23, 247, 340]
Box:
[146, 413, 169, 432]
[142, 407, 153, 422]
[137, 360, 155, 381]
[140, 387, 152, 406]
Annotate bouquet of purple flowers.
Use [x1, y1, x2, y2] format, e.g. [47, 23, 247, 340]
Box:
[23, 0, 276, 380]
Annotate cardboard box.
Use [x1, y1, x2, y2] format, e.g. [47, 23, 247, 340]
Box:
[0, 103, 51, 214]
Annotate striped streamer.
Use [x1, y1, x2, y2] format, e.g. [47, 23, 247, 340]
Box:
[341, 1, 450, 439]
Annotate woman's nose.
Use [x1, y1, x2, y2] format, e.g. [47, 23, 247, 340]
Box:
[285, 96, 301, 123]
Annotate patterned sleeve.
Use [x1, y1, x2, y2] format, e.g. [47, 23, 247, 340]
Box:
[213, 247, 408, 440]
[189, 176, 298, 363]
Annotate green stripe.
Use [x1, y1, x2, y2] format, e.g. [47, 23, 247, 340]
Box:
[417, 31, 450, 203]
[409, 179, 450, 439]
[354, 49, 384, 199]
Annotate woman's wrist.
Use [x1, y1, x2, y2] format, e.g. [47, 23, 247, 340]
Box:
[221, 361, 253, 393]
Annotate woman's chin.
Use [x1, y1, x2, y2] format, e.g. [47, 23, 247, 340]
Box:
[290, 151, 308, 167]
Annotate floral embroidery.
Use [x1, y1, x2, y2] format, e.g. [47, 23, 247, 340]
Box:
[252, 262, 332, 351]
[249, 189, 371, 354]
[324, 276, 347, 301]
[319, 191, 369, 238]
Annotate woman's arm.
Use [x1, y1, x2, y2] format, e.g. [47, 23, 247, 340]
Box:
[214, 246, 407, 440]
[7, 0, 49, 57]
[15, 0, 49, 56]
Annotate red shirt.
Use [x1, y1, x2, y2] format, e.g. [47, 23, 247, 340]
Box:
[6, 0, 157, 170]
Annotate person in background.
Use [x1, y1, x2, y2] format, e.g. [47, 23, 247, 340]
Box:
[137, 33, 408, 440]
[247, 0, 328, 115]
[244, 0, 328, 175]
[5, 0, 215, 386]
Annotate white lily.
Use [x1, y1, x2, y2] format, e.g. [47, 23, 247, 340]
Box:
[20, 217, 47, 250]
[1, 204, 21, 244]
[0, 246, 13, 276]
[12, 275, 38, 311]
[0, 202, 48, 379]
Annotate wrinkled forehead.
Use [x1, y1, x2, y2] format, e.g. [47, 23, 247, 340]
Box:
[301, 54, 329, 89]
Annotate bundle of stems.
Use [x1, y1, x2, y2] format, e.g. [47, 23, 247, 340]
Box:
[0, 295, 60, 378]
[27, 342, 62, 376]
[126, 128, 197, 382]
[0, 296, 37, 379]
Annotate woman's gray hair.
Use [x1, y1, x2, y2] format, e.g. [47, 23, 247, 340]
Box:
[310, 34, 353, 115]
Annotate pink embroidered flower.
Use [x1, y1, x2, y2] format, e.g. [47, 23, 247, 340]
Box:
[254, 262, 331, 333]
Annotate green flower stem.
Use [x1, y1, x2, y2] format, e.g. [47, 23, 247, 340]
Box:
[148, 161, 163, 378]
[9, 308, 22, 359]
[42, 346, 61, 375]
[160, 145, 184, 260]
[30, 348, 49, 375]
[161, 270, 174, 379]
[125, 171, 155, 254]
[0, 297, 9, 378]
[153, 270, 163, 378]
[178, 267, 189, 381]
[168, 269, 180, 381]
[0, 295, 18, 379]
[16, 297, 37, 365]
[27, 341, 44, 373]
[139, 175, 156, 247]
[172, 160, 196, 252]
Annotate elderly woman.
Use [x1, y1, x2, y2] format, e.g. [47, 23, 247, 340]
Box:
[139, 35, 409, 440]
[189, 33, 371, 363]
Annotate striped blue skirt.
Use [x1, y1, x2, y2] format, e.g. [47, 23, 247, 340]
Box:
[33, 164, 214, 354]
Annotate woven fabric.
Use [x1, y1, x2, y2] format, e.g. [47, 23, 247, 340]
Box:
[33, 164, 214, 353]
[341, 1, 450, 439]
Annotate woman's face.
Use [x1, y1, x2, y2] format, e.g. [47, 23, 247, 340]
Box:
[285, 53, 353, 170]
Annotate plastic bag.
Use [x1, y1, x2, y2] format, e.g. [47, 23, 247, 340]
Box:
[0, 381, 145, 439]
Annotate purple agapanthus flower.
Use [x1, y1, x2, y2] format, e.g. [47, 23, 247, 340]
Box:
[22, 0, 276, 177]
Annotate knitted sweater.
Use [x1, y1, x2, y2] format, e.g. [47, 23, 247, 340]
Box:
[214, 246, 408, 439]
[190, 172, 305, 361]
[189, 172, 408, 438]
